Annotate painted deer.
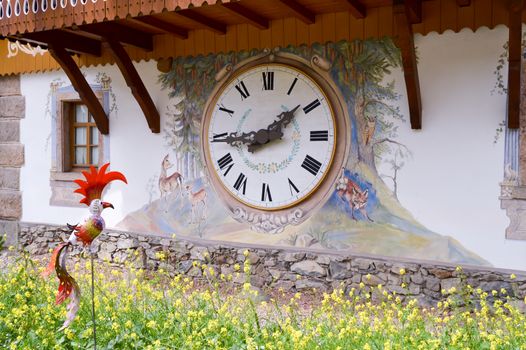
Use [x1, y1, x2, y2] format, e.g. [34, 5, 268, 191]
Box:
[185, 185, 207, 224]
[335, 175, 374, 222]
[159, 154, 183, 200]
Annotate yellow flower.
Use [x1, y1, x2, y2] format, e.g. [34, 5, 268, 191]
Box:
[510, 273, 516, 280]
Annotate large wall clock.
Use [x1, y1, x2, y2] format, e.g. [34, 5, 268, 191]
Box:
[201, 49, 350, 234]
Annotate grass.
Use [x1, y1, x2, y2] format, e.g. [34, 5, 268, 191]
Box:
[0, 249, 525, 349]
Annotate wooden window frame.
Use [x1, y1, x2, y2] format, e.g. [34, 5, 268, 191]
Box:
[66, 101, 101, 171]
[50, 84, 109, 207]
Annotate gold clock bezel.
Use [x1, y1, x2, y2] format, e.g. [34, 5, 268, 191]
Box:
[204, 62, 337, 211]
[201, 51, 351, 218]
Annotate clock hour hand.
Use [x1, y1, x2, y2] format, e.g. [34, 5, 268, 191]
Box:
[211, 131, 255, 146]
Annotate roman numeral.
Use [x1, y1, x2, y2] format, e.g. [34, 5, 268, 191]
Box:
[287, 77, 298, 95]
[303, 99, 321, 114]
[217, 153, 234, 176]
[261, 183, 272, 202]
[310, 130, 329, 141]
[288, 178, 299, 196]
[235, 81, 250, 100]
[218, 104, 234, 117]
[262, 71, 274, 90]
[233, 173, 247, 194]
[301, 155, 322, 176]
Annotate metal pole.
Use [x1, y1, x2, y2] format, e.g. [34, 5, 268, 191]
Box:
[91, 252, 97, 350]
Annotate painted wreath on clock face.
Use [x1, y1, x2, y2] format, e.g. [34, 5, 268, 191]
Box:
[206, 63, 336, 210]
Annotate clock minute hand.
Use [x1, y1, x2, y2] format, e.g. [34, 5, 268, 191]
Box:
[248, 105, 301, 153]
[267, 105, 301, 133]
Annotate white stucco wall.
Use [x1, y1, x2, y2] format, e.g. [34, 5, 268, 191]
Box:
[20, 61, 168, 230]
[20, 25, 526, 270]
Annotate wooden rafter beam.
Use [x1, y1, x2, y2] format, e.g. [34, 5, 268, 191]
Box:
[404, 0, 422, 24]
[105, 39, 160, 133]
[344, 0, 366, 19]
[132, 17, 189, 39]
[47, 44, 109, 134]
[19, 30, 101, 56]
[277, 0, 315, 24]
[221, 3, 269, 30]
[457, 0, 471, 6]
[394, 0, 422, 129]
[79, 23, 153, 51]
[508, 0, 524, 129]
[175, 9, 227, 34]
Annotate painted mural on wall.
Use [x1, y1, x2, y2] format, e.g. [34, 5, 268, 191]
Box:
[117, 39, 487, 265]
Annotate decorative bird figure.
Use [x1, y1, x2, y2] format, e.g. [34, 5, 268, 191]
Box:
[44, 163, 127, 330]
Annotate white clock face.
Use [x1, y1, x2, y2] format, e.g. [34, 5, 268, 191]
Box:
[206, 63, 336, 210]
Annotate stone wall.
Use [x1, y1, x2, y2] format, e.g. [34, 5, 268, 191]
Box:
[0, 75, 24, 248]
[17, 222, 526, 307]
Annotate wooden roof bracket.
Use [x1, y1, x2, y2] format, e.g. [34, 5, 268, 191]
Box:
[394, 0, 422, 130]
[221, 3, 269, 29]
[507, 0, 523, 129]
[175, 9, 227, 34]
[457, 0, 471, 7]
[105, 39, 160, 133]
[132, 17, 189, 39]
[47, 43, 109, 134]
[277, 0, 315, 24]
[344, 0, 366, 19]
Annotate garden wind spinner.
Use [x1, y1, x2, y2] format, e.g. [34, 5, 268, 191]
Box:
[44, 163, 127, 330]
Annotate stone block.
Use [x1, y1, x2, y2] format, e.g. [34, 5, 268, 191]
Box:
[291, 260, 326, 277]
[0, 96, 25, 118]
[295, 279, 327, 291]
[0, 121, 19, 142]
[329, 261, 352, 279]
[0, 190, 22, 220]
[0, 75, 21, 96]
[0, 219, 19, 249]
[0, 144, 24, 167]
[351, 258, 374, 270]
[363, 274, 385, 286]
[424, 277, 441, 292]
[441, 278, 461, 292]
[0, 167, 20, 190]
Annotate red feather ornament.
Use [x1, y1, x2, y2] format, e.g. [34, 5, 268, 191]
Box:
[73, 163, 127, 206]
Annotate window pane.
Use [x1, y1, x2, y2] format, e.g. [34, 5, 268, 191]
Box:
[75, 147, 87, 165]
[75, 105, 88, 123]
[90, 127, 98, 145]
[91, 146, 98, 165]
[75, 127, 87, 145]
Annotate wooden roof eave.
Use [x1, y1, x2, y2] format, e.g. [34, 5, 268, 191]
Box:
[2, 0, 526, 133]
